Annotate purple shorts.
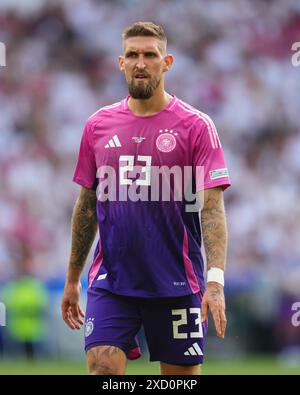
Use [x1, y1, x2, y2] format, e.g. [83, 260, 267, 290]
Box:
[84, 287, 207, 365]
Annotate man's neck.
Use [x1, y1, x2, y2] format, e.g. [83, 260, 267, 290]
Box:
[128, 90, 173, 116]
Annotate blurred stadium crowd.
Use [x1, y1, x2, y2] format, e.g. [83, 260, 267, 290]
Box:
[0, 0, 300, 359]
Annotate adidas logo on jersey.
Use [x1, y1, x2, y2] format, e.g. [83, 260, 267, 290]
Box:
[184, 342, 203, 356]
[105, 134, 122, 148]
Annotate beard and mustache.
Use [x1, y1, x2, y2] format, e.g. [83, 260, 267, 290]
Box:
[127, 74, 161, 99]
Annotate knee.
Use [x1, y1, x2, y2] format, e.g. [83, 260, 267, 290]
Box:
[89, 360, 118, 375]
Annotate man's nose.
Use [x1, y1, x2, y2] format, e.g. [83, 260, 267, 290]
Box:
[136, 54, 146, 68]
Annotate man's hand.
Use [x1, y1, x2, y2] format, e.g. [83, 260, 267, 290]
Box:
[201, 282, 227, 338]
[61, 281, 85, 330]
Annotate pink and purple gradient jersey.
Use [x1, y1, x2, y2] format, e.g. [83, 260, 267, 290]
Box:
[73, 95, 231, 297]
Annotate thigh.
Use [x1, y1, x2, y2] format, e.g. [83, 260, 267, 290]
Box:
[141, 292, 207, 367]
[85, 288, 142, 362]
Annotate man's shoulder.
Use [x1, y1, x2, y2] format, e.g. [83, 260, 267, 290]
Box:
[175, 98, 215, 129]
[86, 100, 124, 126]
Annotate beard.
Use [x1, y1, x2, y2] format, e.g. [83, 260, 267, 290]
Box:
[127, 75, 161, 99]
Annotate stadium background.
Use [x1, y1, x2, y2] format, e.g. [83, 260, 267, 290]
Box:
[0, 0, 300, 375]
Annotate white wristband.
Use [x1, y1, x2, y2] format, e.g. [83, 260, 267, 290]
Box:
[207, 268, 224, 286]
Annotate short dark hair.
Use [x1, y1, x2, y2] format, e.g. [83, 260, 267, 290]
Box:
[122, 21, 167, 53]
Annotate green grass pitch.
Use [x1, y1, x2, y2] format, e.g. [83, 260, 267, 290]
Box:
[0, 357, 299, 375]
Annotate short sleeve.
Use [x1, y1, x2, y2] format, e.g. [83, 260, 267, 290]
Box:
[72, 120, 97, 189]
[192, 116, 231, 191]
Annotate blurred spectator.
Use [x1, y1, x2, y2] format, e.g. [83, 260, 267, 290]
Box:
[2, 275, 49, 359]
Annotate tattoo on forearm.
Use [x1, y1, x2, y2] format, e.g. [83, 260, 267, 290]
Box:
[70, 188, 98, 271]
[201, 189, 227, 271]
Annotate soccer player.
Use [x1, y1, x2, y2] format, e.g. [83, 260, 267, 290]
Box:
[61, 22, 231, 375]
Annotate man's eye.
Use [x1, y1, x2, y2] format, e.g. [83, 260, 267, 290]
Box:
[126, 53, 137, 58]
[145, 53, 156, 57]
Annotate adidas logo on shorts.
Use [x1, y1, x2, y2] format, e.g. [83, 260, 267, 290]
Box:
[105, 134, 122, 148]
[184, 342, 203, 356]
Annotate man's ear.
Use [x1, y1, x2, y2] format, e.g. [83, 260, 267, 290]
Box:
[163, 54, 174, 72]
[118, 55, 125, 71]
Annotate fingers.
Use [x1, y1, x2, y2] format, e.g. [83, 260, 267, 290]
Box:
[67, 307, 82, 329]
[202, 295, 227, 338]
[71, 304, 84, 326]
[62, 302, 84, 330]
[67, 309, 81, 330]
[201, 285, 227, 339]
[211, 306, 226, 338]
[61, 301, 72, 329]
[62, 308, 77, 330]
[201, 299, 208, 323]
[220, 309, 227, 338]
[210, 307, 222, 337]
[62, 305, 79, 330]
[79, 305, 85, 318]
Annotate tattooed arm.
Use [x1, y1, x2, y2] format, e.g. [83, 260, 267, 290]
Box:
[62, 187, 98, 330]
[200, 186, 228, 338]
